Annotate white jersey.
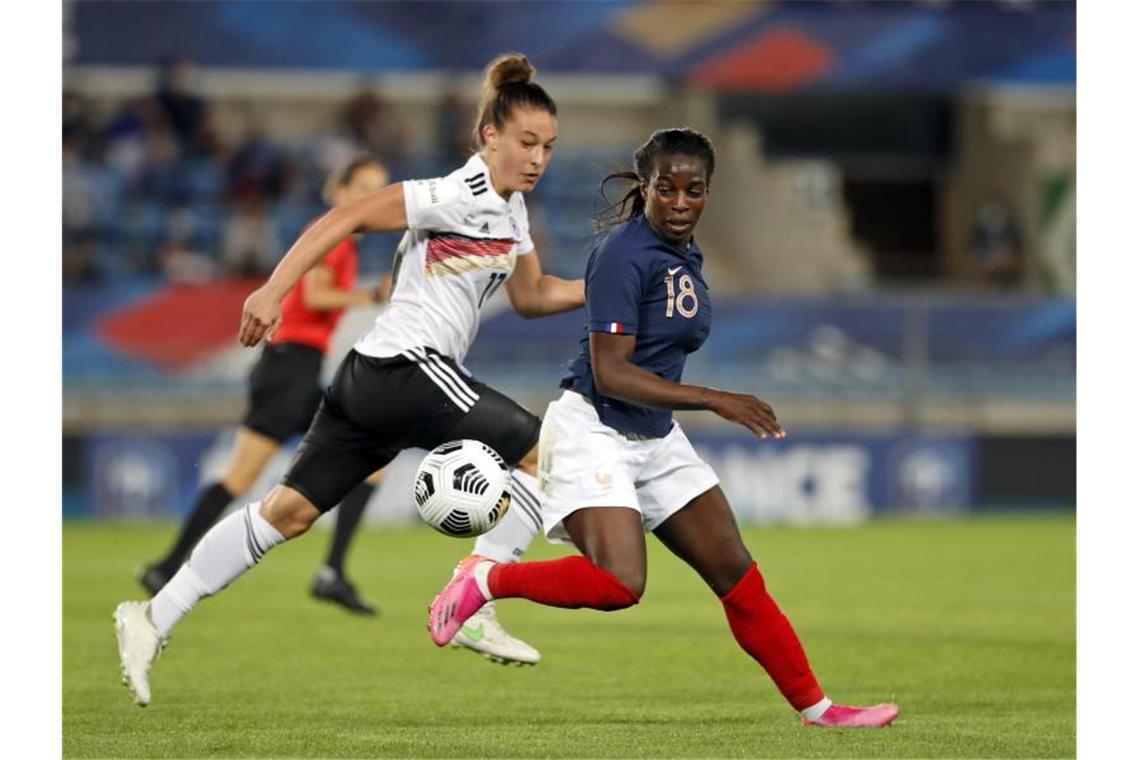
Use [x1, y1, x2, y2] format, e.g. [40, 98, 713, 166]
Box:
[354, 153, 534, 366]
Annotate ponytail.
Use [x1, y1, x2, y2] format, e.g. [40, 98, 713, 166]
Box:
[595, 171, 644, 233]
[472, 53, 557, 149]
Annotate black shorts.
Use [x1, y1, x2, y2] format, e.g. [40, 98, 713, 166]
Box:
[282, 348, 542, 512]
[242, 342, 324, 443]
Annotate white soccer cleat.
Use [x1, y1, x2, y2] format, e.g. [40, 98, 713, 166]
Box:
[114, 601, 163, 706]
[449, 601, 541, 666]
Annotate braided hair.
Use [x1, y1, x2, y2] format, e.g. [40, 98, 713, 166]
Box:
[597, 128, 716, 231]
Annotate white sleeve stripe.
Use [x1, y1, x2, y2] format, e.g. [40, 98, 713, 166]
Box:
[402, 350, 473, 412]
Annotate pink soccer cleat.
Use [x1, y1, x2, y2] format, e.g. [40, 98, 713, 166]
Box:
[803, 703, 900, 728]
[429, 558, 492, 646]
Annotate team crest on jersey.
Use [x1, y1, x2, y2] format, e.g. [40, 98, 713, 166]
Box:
[508, 215, 520, 240]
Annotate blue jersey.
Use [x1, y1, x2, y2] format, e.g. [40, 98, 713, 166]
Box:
[561, 215, 712, 438]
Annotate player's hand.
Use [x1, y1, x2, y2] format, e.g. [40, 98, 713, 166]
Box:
[239, 285, 282, 346]
[705, 389, 786, 440]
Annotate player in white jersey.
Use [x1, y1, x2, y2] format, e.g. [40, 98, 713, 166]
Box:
[113, 54, 583, 706]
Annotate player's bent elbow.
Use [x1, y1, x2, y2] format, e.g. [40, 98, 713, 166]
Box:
[508, 297, 542, 319]
[591, 363, 624, 398]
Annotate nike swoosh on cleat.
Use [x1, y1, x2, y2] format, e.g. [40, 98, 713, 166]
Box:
[459, 624, 485, 642]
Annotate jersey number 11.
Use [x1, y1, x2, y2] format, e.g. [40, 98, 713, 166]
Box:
[479, 272, 508, 308]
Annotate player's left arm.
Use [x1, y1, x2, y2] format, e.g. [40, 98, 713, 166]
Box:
[504, 249, 584, 318]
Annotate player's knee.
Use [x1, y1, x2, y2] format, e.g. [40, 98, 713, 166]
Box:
[259, 486, 319, 539]
[615, 568, 646, 602]
[595, 561, 645, 606]
[710, 554, 755, 598]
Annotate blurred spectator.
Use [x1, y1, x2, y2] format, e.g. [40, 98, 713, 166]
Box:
[63, 131, 108, 255]
[436, 84, 473, 165]
[154, 56, 219, 157]
[102, 97, 157, 178]
[158, 234, 217, 284]
[221, 199, 281, 277]
[137, 130, 187, 204]
[340, 83, 408, 160]
[968, 201, 1024, 288]
[63, 89, 96, 157]
[227, 109, 290, 203]
[63, 236, 102, 284]
[309, 135, 363, 200]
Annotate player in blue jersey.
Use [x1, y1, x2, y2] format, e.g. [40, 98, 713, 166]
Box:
[429, 128, 900, 728]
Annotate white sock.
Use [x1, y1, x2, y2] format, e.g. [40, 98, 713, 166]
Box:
[473, 470, 543, 563]
[148, 502, 285, 637]
[472, 560, 494, 599]
[800, 697, 833, 722]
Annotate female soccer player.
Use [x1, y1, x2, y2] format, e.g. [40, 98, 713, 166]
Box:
[138, 156, 391, 616]
[114, 53, 583, 706]
[428, 128, 901, 728]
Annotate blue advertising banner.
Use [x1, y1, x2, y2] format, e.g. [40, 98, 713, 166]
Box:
[687, 431, 976, 524]
[85, 431, 218, 519]
[76, 428, 976, 524]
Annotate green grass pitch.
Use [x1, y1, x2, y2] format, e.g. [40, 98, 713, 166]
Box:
[64, 515, 1074, 758]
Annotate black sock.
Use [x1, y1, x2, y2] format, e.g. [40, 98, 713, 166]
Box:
[325, 482, 375, 576]
[156, 482, 234, 576]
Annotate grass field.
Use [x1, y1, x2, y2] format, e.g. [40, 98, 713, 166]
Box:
[63, 516, 1074, 758]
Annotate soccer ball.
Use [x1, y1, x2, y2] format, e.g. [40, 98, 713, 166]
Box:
[413, 439, 511, 538]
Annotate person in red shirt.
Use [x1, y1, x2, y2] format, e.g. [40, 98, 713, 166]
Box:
[139, 156, 392, 615]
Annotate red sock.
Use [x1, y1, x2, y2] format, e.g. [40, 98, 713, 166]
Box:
[721, 562, 825, 711]
[488, 556, 639, 611]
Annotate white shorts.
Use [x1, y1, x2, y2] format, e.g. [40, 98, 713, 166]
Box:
[537, 390, 720, 544]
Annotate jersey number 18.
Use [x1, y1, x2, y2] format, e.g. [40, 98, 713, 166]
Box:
[665, 272, 699, 318]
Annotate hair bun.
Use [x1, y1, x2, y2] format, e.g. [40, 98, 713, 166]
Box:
[486, 53, 535, 89]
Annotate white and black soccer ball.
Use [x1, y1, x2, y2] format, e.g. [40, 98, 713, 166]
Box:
[413, 440, 511, 538]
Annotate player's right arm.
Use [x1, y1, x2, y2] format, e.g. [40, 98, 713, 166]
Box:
[240, 177, 466, 346]
[585, 241, 784, 440]
[240, 183, 405, 345]
[589, 333, 785, 440]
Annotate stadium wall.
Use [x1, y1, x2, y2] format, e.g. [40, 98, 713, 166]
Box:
[61, 428, 1073, 523]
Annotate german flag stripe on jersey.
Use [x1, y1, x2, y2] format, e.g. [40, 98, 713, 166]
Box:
[425, 233, 514, 277]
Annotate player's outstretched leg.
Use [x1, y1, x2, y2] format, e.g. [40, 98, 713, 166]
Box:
[721, 563, 899, 728]
[446, 470, 544, 664]
[429, 554, 641, 645]
[138, 482, 234, 595]
[113, 487, 314, 706]
[655, 486, 899, 728]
